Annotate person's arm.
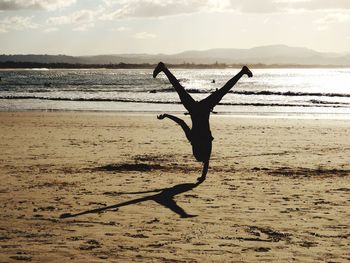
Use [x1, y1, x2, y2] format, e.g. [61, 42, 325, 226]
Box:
[197, 160, 209, 183]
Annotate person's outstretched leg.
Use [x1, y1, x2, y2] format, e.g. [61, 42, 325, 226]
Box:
[157, 114, 192, 142]
[153, 62, 196, 113]
[201, 66, 252, 110]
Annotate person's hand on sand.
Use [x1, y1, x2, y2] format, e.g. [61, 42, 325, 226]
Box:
[242, 66, 253, 78]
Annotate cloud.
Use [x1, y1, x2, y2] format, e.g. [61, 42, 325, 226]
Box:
[233, 0, 350, 13]
[0, 0, 76, 11]
[314, 11, 350, 31]
[134, 31, 156, 39]
[286, 0, 350, 11]
[317, 12, 350, 23]
[101, 0, 210, 20]
[0, 15, 38, 33]
[47, 15, 71, 25]
[100, 0, 350, 19]
[114, 26, 130, 31]
[2, 0, 349, 15]
[73, 23, 94, 32]
[316, 25, 328, 31]
[47, 9, 100, 31]
[228, 0, 282, 13]
[44, 26, 58, 32]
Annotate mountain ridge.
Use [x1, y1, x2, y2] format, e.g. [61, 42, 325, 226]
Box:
[1, 45, 350, 66]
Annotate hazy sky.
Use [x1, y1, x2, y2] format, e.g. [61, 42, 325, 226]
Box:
[0, 0, 349, 55]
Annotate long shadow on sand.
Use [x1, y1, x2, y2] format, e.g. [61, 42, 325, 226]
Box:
[60, 178, 204, 219]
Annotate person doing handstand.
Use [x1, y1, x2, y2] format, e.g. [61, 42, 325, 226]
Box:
[153, 62, 253, 182]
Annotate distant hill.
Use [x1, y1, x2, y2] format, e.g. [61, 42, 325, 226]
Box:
[1, 45, 350, 66]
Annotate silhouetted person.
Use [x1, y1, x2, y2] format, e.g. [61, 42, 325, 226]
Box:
[153, 62, 253, 182]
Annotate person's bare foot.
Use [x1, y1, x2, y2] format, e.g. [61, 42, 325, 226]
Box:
[242, 66, 253, 78]
[153, 62, 165, 78]
[157, 114, 166, 120]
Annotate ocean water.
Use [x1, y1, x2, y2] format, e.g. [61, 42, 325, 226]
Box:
[1, 68, 350, 118]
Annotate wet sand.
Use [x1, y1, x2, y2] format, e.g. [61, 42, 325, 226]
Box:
[0, 112, 349, 262]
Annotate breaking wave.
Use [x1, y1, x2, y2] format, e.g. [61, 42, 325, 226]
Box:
[1, 95, 350, 108]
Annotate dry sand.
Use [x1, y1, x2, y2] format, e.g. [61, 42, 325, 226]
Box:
[0, 112, 349, 262]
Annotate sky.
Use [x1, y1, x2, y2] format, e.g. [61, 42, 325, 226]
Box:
[0, 0, 350, 55]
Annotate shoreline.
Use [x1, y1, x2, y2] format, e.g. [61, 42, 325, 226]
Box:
[2, 65, 350, 70]
[1, 109, 350, 120]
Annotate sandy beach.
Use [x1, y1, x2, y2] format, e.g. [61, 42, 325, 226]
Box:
[0, 111, 349, 262]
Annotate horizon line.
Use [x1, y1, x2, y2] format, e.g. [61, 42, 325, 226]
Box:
[1, 44, 349, 57]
